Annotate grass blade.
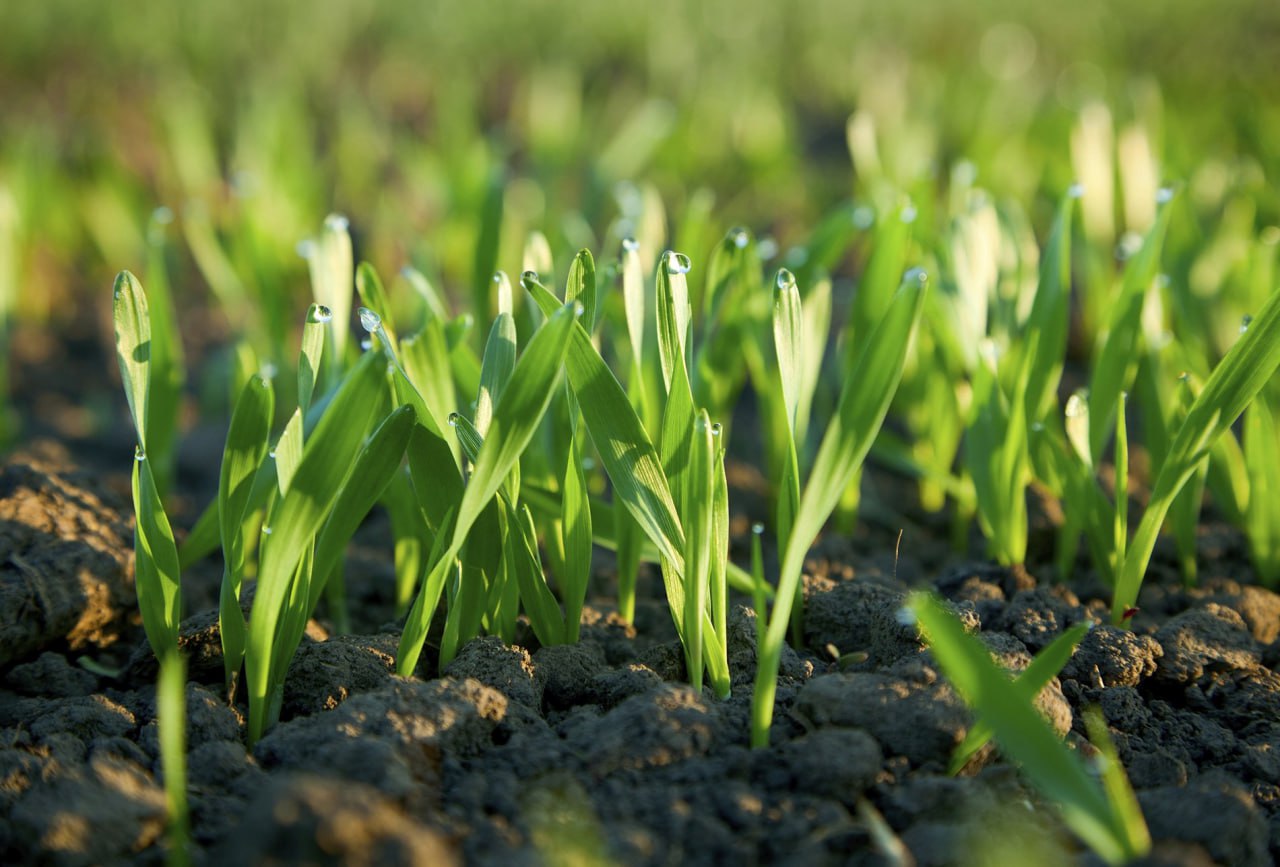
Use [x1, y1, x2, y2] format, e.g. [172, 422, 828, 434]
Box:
[157, 650, 190, 867]
[910, 593, 1148, 864]
[217, 374, 274, 694]
[310, 404, 415, 610]
[113, 271, 152, 448]
[1112, 286, 1280, 621]
[948, 622, 1091, 774]
[133, 452, 182, 659]
[524, 272, 686, 571]
[246, 351, 386, 742]
[396, 303, 578, 675]
[753, 269, 927, 747]
[1088, 194, 1174, 459]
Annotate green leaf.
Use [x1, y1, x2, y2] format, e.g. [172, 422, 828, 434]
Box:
[305, 215, 354, 371]
[217, 374, 274, 692]
[560, 438, 593, 643]
[473, 171, 506, 326]
[773, 268, 803, 433]
[133, 453, 182, 659]
[683, 411, 715, 692]
[621, 239, 646, 367]
[245, 351, 386, 743]
[848, 201, 914, 351]
[113, 271, 152, 447]
[396, 303, 578, 675]
[1088, 194, 1174, 460]
[384, 471, 430, 615]
[298, 303, 329, 418]
[656, 251, 693, 395]
[1018, 189, 1077, 424]
[753, 268, 927, 748]
[524, 273, 686, 571]
[566, 249, 598, 335]
[449, 411, 485, 467]
[948, 621, 1091, 774]
[1112, 286, 1280, 621]
[273, 409, 304, 496]
[310, 405, 415, 610]
[912, 593, 1148, 864]
[1244, 400, 1280, 584]
[156, 650, 190, 867]
[476, 307, 517, 437]
[356, 262, 398, 353]
[142, 215, 184, 498]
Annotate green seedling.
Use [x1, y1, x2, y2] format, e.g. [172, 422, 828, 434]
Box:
[910, 593, 1150, 864]
[1110, 286, 1280, 622]
[113, 271, 183, 659]
[157, 650, 190, 867]
[751, 268, 927, 747]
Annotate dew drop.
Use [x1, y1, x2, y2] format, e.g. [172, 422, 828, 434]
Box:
[268, 449, 277, 459]
[296, 240, 316, 260]
[1116, 232, 1142, 261]
[665, 251, 692, 275]
[1156, 187, 1175, 204]
[894, 606, 919, 627]
[852, 206, 875, 230]
[573, 301, 585, 317]
[732, 229, 750, 250]
[757, 238, 779, 260]
[325, 213, 350, 232]
[134, 445, 146, 462]
[621, 237, 640, 254]
[447, 412, 460, 428]
[493, 273, 503, 283]
[262, 525, 273, 536]
[711, 422, 723, 437]
[904, 266, 928, 285]
[521, 270, 540, 285]
[775, 268, 796, 292]
[358, 307, 382, 333]
[309, 304, 333, 324]
[361, 338, 372, 351]
[260, 363, 278, 381]
[751, 522, 765, 536]
[1241, 314, 1253, 334]
[1068, 182, 1085, 199]
[901, 203, 918, 224]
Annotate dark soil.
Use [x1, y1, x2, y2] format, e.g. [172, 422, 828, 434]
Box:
[4, 434, 1280, 867]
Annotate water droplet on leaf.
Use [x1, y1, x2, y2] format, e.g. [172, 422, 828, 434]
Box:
[358, 307, 382, 333]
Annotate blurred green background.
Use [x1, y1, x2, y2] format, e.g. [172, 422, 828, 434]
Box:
[1, 0, 1278, 445]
